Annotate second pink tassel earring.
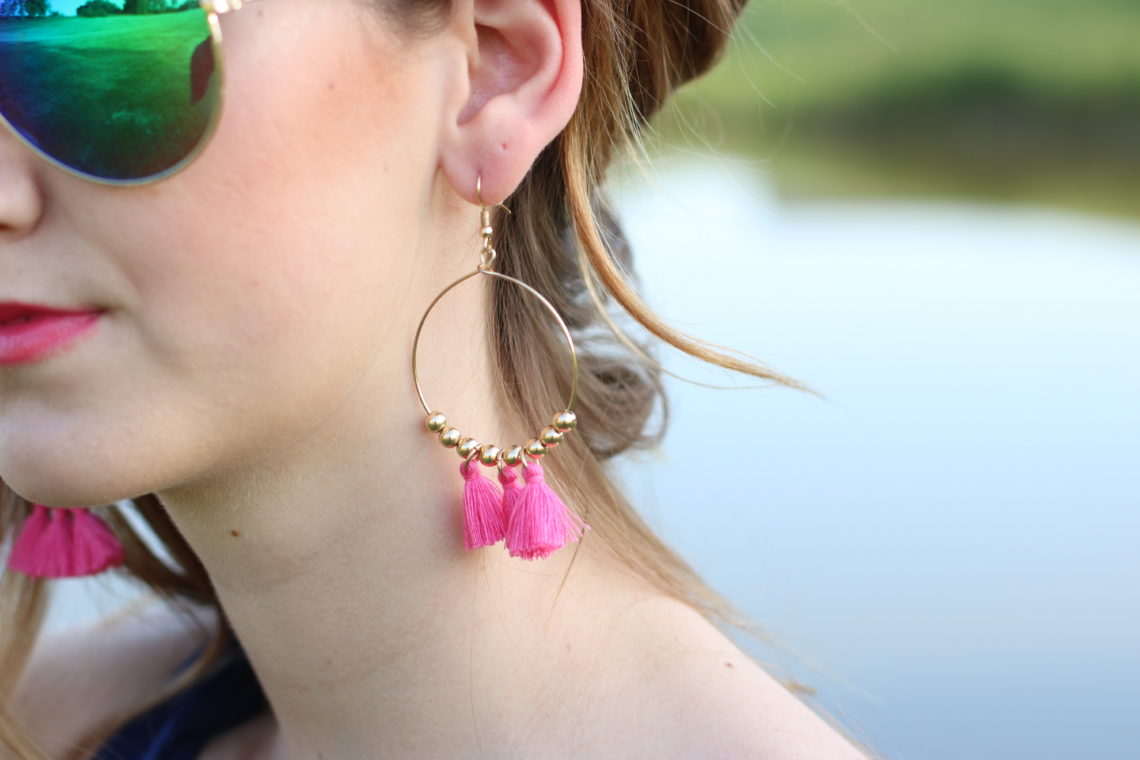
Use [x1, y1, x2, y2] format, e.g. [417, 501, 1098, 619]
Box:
[7, 503, 126, 578]
[410, 175, 589, 559]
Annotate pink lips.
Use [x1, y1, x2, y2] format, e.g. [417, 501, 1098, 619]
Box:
[0, 303, 104, 365]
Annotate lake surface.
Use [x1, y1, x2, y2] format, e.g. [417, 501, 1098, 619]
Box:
[40, 155, 1140, 760]
[606, 155, 1140, 760]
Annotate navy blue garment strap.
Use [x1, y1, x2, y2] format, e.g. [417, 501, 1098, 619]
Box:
[95, 633, 270, 760]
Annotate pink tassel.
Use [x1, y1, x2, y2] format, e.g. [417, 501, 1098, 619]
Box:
[461, 459, 506, 550]
[7, 504, 125, 578]
[497, 465, 523, 524]
[505, 461, 590, 560]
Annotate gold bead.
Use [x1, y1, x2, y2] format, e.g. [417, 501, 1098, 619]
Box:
[502, 445, 525, 466]
[456, 437, 481, 459]
[524, 438, 547, 459]
[425, 412, 448, 432]
[479, 444, 501, 466]
[539, 426, 564, 447]
[552, 410, 577, 432]
[438, 427, 462, 448]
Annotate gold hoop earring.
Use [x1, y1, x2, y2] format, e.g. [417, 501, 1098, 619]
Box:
[410, 176, 589, 560]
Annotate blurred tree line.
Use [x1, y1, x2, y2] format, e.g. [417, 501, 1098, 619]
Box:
[0, 0, 50, 16]
[662, 0, 1140, 218]
[76, 0, 197, 15]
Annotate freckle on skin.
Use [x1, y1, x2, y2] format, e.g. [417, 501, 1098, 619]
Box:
[725, 661, 734, 669]
[231, 529, 241, 537]
[328, 81, 336, 91]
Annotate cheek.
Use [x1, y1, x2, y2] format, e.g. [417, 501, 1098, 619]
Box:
[175, 32, 425, 410]
[213, 4, 429, 228]
[4, 10, 435, 499]
[171, 3, 431, 359]
[150, 9, 431, 390]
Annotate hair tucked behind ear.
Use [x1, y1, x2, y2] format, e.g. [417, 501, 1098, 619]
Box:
[488, 0, 815, 639]
[0, 0, 876, 757]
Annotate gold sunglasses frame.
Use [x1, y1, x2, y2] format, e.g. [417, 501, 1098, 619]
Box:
[0, 0, 263, 187]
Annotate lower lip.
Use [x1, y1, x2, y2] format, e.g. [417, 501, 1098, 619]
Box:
[0, 312, 104, 366]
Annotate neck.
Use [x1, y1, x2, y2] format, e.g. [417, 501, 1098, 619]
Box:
[152, 258, 656, 757]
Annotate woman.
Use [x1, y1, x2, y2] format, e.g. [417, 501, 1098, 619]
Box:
[0, 0, 873, 757]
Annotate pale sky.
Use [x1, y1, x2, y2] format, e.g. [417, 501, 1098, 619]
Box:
[54, 0, 94, 13]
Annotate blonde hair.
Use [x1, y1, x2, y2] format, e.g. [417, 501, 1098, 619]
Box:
[0, 0, 878, 756]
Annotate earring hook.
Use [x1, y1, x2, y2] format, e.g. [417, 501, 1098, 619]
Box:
[475, 174, 512, 271]
[475, 174, 512, 217]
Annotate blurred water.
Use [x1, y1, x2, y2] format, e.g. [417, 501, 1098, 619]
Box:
[606, 154, 1140, 760]
[37, 155, 1140, 759]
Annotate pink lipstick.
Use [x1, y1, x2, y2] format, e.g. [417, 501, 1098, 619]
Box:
[0, 302, 104, 366]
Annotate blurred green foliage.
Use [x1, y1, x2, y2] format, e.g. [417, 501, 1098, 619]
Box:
[658, 0, 1140, 218]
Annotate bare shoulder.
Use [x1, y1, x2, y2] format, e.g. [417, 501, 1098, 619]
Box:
[596, 594, 871, 760]
[8, 593, 220, 756]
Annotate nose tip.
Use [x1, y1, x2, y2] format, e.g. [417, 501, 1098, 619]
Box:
[0, 124, 44, 238]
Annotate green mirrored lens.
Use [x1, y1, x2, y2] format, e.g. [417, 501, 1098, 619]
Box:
[0, 1, 220, 183]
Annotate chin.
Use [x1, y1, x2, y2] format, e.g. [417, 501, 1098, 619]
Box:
[0, 441, 161, 510]
[0, 473, 132, 511]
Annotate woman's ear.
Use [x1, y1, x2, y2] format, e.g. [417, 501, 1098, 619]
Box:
[438, 0, 583, 206]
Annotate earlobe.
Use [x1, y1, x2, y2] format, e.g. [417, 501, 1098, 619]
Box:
[439, 0, 583, 206]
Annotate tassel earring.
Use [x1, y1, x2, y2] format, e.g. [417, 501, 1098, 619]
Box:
[7, 503, 126, 578]
[506, 460, 590, 560]
[461, 456, 506, 549]
[410, 175, 589, 559]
